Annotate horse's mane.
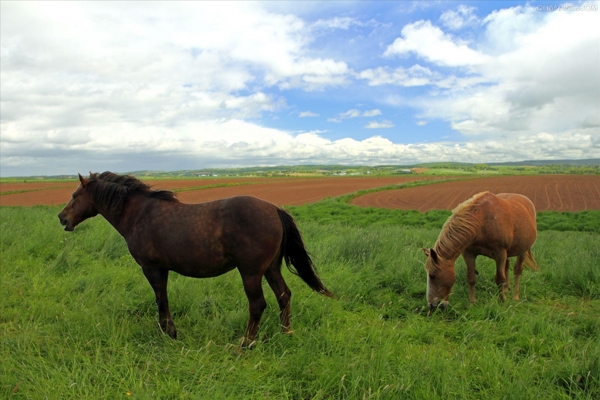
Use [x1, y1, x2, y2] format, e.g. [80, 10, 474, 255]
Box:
[432, 191, 487, 264]
[87, 172, 180, 222]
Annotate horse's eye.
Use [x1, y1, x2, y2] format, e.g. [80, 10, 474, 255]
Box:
[429, 274, 436, 280]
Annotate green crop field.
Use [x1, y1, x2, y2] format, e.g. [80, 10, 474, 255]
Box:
[2, 201, 599, 399]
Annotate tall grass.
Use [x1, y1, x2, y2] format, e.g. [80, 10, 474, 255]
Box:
[1, 206, 599, 399]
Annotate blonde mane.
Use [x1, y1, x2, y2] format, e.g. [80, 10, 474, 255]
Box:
[433, 192, 487, 261]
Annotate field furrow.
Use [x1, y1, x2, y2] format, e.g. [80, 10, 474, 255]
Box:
[351, 175, 600, 212]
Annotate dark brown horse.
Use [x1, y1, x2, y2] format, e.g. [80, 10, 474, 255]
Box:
[423, 192, 538, 311]
[58, 172, 332, 345]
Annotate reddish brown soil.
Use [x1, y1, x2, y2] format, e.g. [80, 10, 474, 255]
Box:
[1, 182, 79, 193]
[0, 176, 423, 207]
[351, 175, 600, 212]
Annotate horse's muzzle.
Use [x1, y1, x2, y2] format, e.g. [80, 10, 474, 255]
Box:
[428, 300, 448, 314]
[58, 214, 74, 231]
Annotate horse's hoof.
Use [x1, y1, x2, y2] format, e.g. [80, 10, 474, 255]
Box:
[238, 337, 256, 349]
[167, 328, 177, 339]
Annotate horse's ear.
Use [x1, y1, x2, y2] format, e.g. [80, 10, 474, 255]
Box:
[78, 173, 89, 187]
[422, 248, 430, 257]
[430, 248, 438, 261]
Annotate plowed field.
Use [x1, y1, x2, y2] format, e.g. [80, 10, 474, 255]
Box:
[351, 175, 600, 212]
[0, 176, 425, 207]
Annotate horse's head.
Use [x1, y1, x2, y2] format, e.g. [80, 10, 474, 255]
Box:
[423, 248, 455, 312]
[58, 173, 99, 231]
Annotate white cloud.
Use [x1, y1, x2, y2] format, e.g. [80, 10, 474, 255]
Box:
[384, 20, 489, 67]
[328, 108, 382, 122]
[1, 2, 598, 177]
[358, 64, 439, 86]
[439, 5, 479, 30]
[2, 117, 597, 176]
[0, 2, 350, 131]
[341, 109, 381, 118]
[362, 109, 382, 117]
[381, 3, 599, 142]
[311, 16, 362, 30]
[299, 111, 319, 117]
[341, 109, 362, 118]
[365, 120, 395, 129]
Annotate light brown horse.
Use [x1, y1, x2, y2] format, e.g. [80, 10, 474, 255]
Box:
[423, 191, 538, 311]
[58, 172, 333, 346]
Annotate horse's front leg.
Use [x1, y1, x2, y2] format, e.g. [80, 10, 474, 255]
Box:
[141, 265, 177, 339]
[463, 251, 478, 303]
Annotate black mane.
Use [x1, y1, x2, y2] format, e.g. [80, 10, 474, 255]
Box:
[87, 171, 179, 222]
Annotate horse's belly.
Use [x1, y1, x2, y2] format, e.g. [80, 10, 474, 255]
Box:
[171, 262, 237, 278]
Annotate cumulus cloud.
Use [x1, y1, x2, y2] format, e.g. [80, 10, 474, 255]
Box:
[384, 20, 489, 67]
[0, 2, 349, 129]
[1, 1, 598, 177]
[380, 3, 599, 142]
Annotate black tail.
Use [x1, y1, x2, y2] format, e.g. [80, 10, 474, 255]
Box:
[277, 208, 333, 298]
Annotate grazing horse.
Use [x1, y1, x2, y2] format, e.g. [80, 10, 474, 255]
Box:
[423, 192, 538, 311]
[58, 172, 333, 345]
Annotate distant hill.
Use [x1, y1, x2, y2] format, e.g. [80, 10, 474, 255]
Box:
[412, 159, 599, 168]
[3, 159, 598, 180]
[486, 159, 600, 166]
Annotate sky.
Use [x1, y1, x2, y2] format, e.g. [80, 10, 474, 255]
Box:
[1, 1, 599, 176]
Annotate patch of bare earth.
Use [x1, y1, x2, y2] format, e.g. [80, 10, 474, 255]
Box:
[1, 176, 427, 207]
[351, 175, 600, 212]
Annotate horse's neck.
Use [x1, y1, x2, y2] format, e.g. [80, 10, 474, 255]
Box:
[101, 195, 154, 238]
[434, 216, 477, 261]
[433, 239, 462, 262]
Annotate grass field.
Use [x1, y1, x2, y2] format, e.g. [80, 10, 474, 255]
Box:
[1, 203, 599, 399]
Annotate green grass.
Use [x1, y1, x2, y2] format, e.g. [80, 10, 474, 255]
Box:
[289, 198, 600, 233]
[1, 205, 599, 399]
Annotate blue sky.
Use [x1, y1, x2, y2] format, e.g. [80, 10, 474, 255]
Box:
[1, 1, 599, 176]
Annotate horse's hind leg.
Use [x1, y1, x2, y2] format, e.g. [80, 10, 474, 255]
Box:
[513, 254, 526, 300]
[240, 273, 267, 347]
[494, 251, 509, 301]
[141, 266, 177, 339]
[504, 258, 511, 290]
[264, 262, 292, 334]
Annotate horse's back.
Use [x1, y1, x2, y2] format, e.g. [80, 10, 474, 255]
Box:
[497, 193, 536, 215]
[497, 192, 536, 229]
[469, 192, 536, 256]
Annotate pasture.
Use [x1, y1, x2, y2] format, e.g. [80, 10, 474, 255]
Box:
[2, 200, 599, 399]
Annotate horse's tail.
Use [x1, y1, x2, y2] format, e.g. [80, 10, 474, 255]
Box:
[524, 249, 539, 271]
[277, 208, 334, 298]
